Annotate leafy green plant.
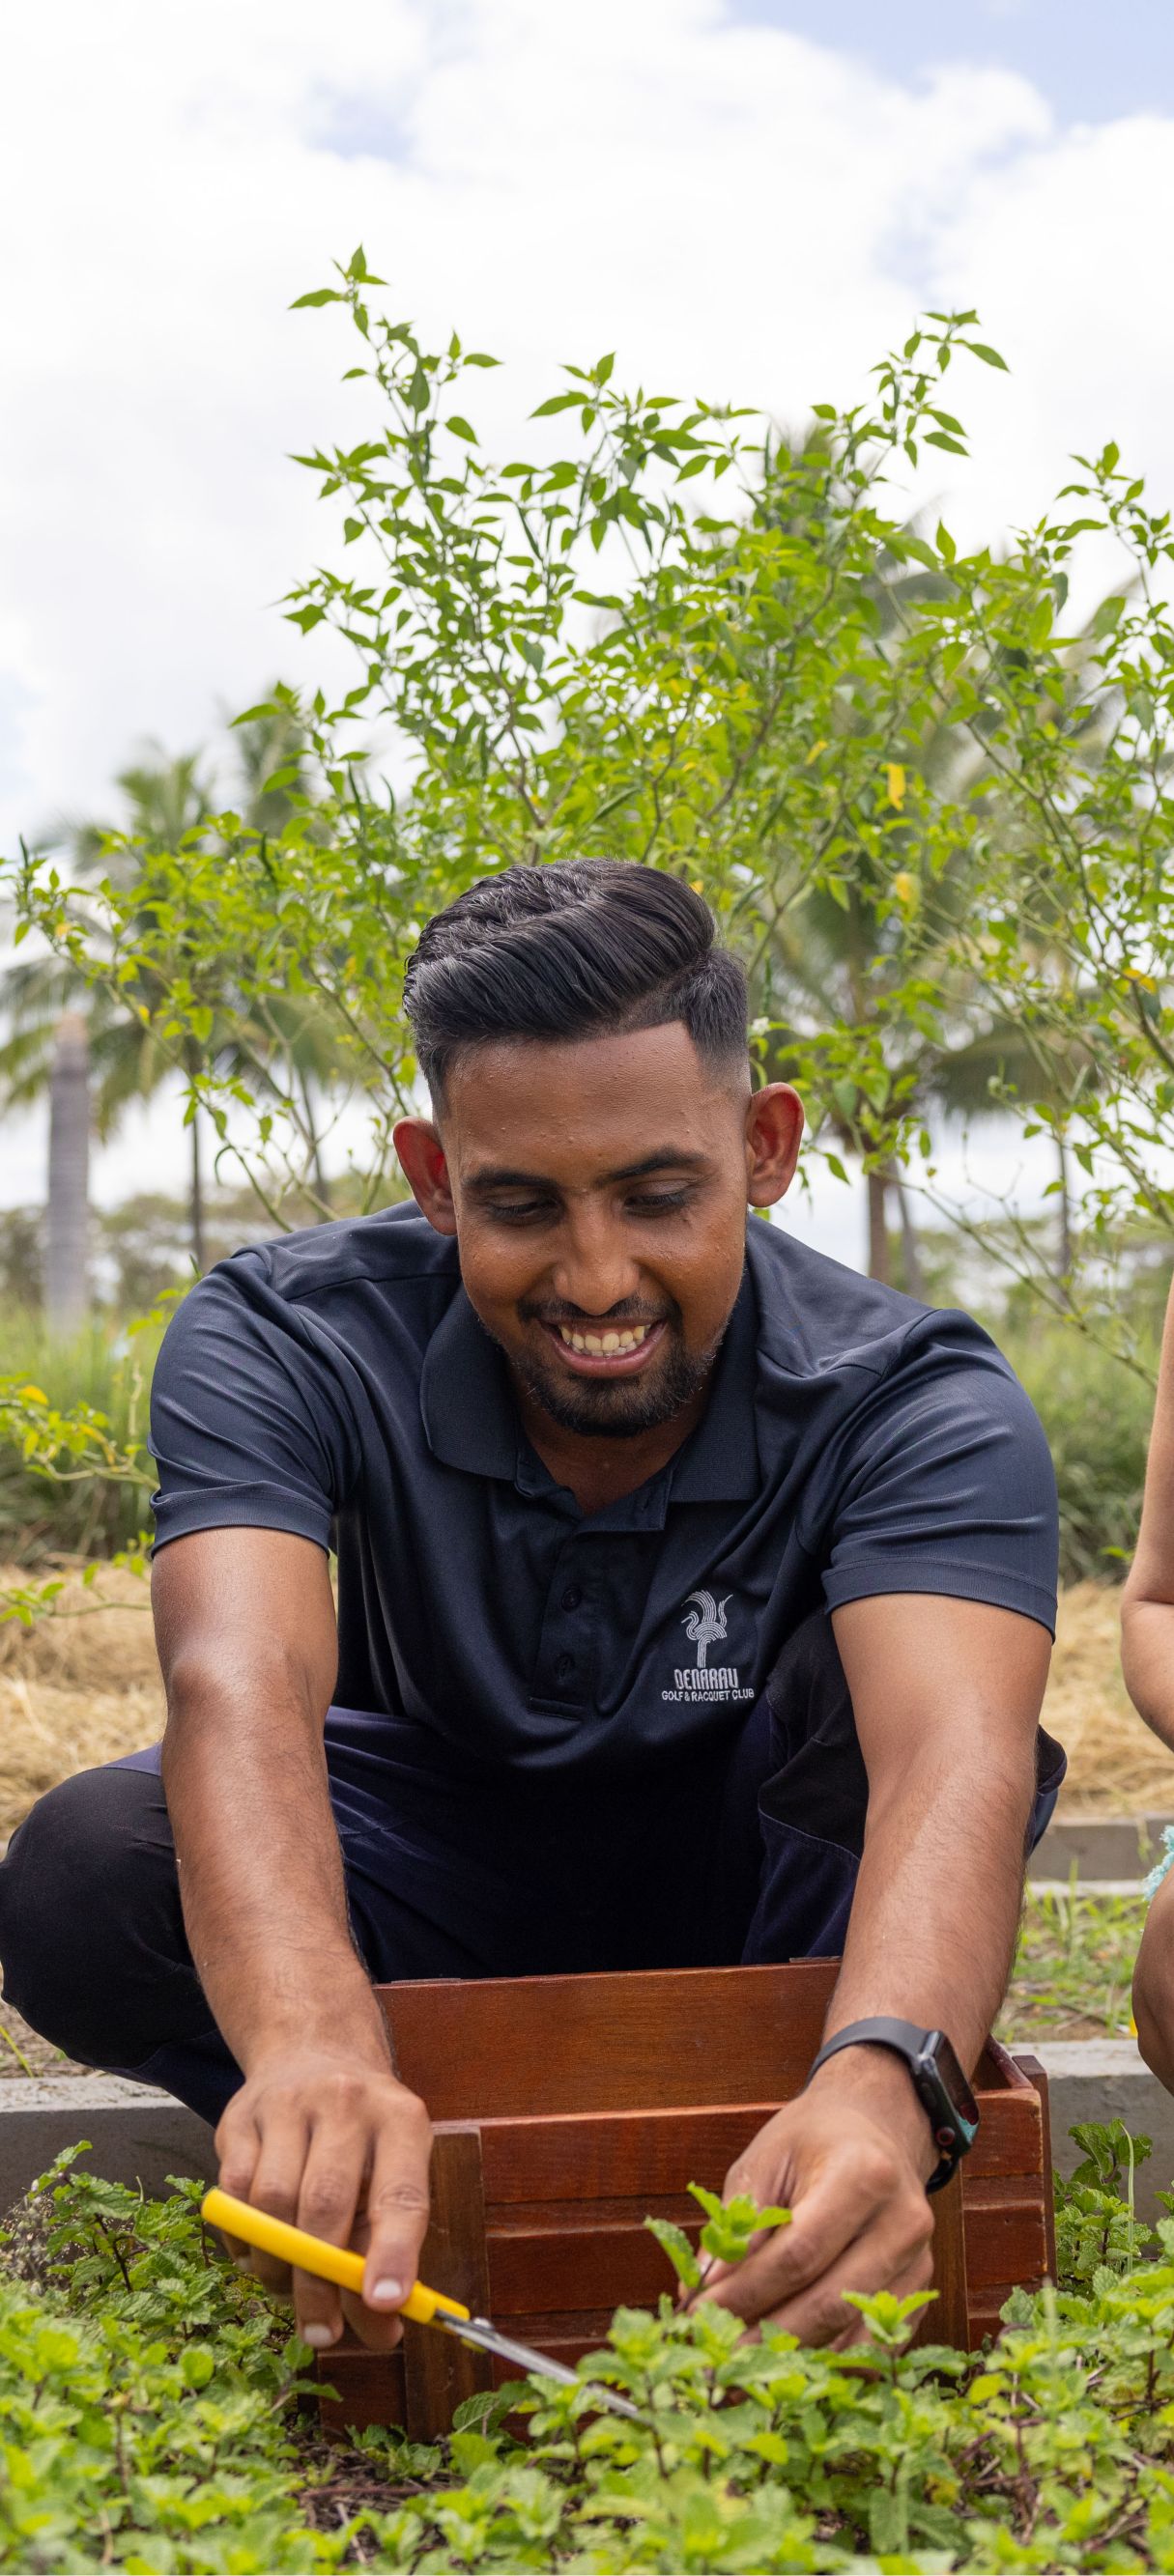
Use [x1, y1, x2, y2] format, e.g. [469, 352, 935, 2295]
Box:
[998, 1885, 1147, 2040]
[8, 2137, 1174, 2567]
[646, 2179, 791, 2288]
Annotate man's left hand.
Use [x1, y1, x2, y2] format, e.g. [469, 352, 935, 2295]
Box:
[690, 2052, 936, 2345]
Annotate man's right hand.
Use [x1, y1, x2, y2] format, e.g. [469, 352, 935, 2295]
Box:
[214, 2043, 433, 2352]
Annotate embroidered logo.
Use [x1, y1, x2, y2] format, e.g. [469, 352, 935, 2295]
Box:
[662, 1590, 754, 1705]
[682, 1590, 730, 1668]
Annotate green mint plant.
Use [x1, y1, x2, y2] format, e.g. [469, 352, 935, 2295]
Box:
[4, 2132, 1174, 2566]
[645, 2179, 792, 2289]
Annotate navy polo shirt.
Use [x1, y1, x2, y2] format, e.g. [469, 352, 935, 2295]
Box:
[149, 1206, 1058, 1785]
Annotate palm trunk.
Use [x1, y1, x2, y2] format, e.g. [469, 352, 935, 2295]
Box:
[45, 1012, 90, 1332]
[867, 1168, 890, 1283]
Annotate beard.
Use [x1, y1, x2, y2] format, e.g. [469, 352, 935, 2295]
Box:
[506, 1317, 726, 1440]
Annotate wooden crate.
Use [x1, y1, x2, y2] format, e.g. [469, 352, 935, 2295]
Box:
[318, 1960, 1054, 2438]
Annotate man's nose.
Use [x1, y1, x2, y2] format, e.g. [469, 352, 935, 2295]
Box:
[550, 1209, 643, 1317]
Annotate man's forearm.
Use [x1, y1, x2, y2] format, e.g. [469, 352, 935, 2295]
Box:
[161, 1684, 390, 2077]
[823, 1745, 1033, 2078]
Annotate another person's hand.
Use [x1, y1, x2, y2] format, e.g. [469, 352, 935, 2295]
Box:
[689, 2052, 935, 2345]
[213, 2043, 433, 2353]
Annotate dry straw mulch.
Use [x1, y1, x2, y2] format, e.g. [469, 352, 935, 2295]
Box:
[0, 1564, 1172, 1836]
[0, 1563, 164, 1838]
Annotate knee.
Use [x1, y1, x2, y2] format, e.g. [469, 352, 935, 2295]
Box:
[0, 1765, 159, 2055]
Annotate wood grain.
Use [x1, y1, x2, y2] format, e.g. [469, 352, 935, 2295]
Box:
[403, 2125, 494, 2438]
[317, 1966, 1056, 2439]
[379, 1960, 842, 2117]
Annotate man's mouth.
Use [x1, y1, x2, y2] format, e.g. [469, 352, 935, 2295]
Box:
[537, 1317, 668, 1374]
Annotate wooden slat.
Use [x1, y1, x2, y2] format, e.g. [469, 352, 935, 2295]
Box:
[488, 2211, 697, 2314]
[917, 2166, 968, 2347]
[317, 2340, 406, 2435]
[1013, 2052, 1057, 2280]
[380, 1960, 842, 2117]
[957, 2177, 1048, 2292]
[403, 2125, 494, 2438]
[474, 2104, 772, 2204]
[966, 2089, 1046, 2182]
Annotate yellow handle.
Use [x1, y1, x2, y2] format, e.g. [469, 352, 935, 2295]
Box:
[201, 2188, 471, 2325]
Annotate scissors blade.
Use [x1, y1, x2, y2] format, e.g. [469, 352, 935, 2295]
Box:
[432, 2311, 644, 2422]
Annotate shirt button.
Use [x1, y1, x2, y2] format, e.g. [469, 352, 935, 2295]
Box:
[561, 1585, 583, 1612]
[555, 1653, 575, 1683]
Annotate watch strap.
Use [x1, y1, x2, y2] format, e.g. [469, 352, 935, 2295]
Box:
[807, 2016, 973, 2194]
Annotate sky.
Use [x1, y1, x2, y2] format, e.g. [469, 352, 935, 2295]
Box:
[3, 0, 1173, 1263]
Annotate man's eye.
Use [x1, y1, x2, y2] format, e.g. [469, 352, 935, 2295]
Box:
[629, 1190, 691, 1216]
[489, 1200, 555, 1223]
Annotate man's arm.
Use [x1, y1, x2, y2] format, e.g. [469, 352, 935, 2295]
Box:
[154, 1525, 432, 2353]
[698, 1592, 1049, 2342]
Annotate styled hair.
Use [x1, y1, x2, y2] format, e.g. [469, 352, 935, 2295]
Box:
[403, 860, 748, 1099]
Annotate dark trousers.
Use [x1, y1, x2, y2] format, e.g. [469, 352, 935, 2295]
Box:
[0, 1611, 1065, 2128]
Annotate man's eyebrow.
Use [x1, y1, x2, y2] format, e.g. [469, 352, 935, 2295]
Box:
[466, 1148, 710, 1193]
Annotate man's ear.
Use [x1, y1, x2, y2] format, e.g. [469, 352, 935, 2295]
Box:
[393, 1118, 457, 1234]
[744, 1084, 804, 1207]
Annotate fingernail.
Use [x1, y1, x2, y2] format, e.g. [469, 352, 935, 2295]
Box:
[301, 2323, 339, 2349]
[368, 2277, 404, 2307]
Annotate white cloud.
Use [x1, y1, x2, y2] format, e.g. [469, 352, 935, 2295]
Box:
[0, 0, 1170, 1232]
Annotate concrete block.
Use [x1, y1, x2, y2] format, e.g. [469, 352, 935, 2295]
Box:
[1028, 1815, 1174, 1882]
[1034, 2038, 1174, 2222]
[0, 2075, 214, 2212]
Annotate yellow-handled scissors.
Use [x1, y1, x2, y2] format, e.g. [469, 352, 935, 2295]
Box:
[202, 2187, 643, 2421]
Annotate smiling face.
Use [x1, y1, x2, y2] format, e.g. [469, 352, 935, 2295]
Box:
[394, 1022, 802, 1447]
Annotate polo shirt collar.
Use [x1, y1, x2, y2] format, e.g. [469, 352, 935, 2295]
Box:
[420, 1259, 760, 1505]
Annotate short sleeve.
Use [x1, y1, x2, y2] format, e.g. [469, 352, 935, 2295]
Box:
[149, 1255, 358, 1554]
[819, 1340, 1059, 1636]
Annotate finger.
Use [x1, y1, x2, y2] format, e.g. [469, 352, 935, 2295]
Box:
[213, 2099, 292, 2283]
[360, 2092, 433, 2331]
[293, 2109, 371, 2350]
[242, 2109, 313, 2307]
[701, 2151, 897, 2322]
[766, 2225, 935, 2348]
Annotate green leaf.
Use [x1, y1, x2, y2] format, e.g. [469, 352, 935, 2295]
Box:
[644, 2216, 702, 2287]
[289, 288, 342, 309]
[965, 340, 1009, 369]
[530, 392, 583, 417]
[445, 415, 478, 443]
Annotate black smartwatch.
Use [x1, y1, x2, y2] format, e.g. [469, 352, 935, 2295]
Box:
[806, 2017, 980, 2193]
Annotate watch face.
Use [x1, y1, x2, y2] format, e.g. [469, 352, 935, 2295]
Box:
[931, 2033, 979, 2135]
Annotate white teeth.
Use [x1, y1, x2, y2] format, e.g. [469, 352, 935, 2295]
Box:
[557, 1323, 651, 1356]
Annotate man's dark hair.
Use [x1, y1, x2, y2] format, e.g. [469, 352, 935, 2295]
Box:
[403, 860, 748, 1099]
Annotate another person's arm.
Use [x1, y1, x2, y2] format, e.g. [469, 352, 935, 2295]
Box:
[1121, 1278, 1174, 2082]
[155, 1525, 432, 2353]
[698, 1591, 1049, 2342]
[1121, 1281, 1174, 1747]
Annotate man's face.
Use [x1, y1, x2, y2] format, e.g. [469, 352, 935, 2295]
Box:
[395, 1023, 801, 1440]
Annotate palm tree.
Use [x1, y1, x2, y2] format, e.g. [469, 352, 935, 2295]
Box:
[0, 712, 350, 1274]
[0, 747, 217, 1268]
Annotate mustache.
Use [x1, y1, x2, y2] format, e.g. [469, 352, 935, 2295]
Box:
[519, 1302, 673, 1328]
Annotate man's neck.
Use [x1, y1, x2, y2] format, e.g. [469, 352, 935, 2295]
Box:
[512, 1378, 711, 1517]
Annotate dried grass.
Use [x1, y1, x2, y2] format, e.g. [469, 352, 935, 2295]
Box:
[0, 1563, 1170, 1836]
[1047, 1579, 1174, 1817]
[0, 1563, 164, 1836]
